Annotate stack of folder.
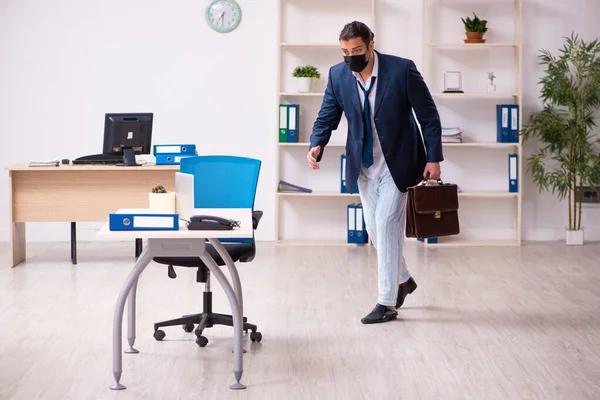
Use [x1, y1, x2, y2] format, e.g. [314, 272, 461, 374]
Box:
[496, 104, 520, 143]
[441, 127, 464, 143]
[153, 144, 198, 165]
[279, 104, 299, 143]
[347, 203, 368, 244]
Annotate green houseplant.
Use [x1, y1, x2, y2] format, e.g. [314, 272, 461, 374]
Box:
[521, 32, 600, 245]
[461, 12, 488, 43]
[292, 64, 321, 93]
[151, 184, 167, 193]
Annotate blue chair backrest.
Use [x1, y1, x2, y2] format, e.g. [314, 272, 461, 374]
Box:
[179, 155, 261, 244]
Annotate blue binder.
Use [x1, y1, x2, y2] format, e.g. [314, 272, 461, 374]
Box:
[341, 155, 348, 193]
[287, 104, 299, 143]
[153, 144, 196, 155]
[496, 104, 510, 142]
[109, 213, 179, 231]
[509, 104, 520, 142]
[347, 203, 368, 244]
[508, 153, 518, 192]
[156, 153, 198, 165]
[340, 155, 359, 194]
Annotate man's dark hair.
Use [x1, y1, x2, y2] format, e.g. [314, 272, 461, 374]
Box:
[339, 21, 374, 45]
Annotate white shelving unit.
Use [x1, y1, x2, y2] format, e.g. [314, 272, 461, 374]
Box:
[275, 0, 375, 245]
[421, 0, 523, 246]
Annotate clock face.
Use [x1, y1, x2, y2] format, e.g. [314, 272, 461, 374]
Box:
[205, 0, 242, 33]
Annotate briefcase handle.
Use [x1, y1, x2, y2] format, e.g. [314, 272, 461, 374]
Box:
[417, 178, 444, 187]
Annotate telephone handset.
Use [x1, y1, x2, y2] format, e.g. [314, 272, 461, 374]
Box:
[186, 215, 241, 231]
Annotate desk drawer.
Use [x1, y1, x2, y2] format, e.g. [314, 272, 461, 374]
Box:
[11, 169, 176, 222]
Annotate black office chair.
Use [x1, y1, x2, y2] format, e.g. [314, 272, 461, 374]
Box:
[151, 211, 263, 347]
[150, 155, 263, 347]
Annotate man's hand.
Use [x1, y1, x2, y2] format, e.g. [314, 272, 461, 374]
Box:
[423, 162, 441, 180]
[307, 146, 321, 170]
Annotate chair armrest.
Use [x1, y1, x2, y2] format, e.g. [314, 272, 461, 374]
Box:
[252, 210, 263, 230]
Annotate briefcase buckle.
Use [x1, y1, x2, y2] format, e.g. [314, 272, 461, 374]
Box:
[434, 210, 441, 219]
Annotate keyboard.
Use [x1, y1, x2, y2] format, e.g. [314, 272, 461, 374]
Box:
[72, 154, 123, 165]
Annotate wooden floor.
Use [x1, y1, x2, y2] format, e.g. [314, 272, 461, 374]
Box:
[1, 240, 599, 400]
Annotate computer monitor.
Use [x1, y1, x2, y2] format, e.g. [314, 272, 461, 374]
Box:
[102, 113, 153, 166]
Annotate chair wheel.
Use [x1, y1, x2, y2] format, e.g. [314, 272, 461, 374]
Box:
[196, 336, 209, 347]
[194, 329, 203, 338]
[153, 330, 166, 341]
[183, 323, 194, 333]
[250, 331, 262, 343]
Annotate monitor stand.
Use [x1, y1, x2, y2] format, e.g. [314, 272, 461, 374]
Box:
[120, 148, 141, 166]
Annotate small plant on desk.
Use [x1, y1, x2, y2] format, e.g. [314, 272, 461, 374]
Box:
[149, 184, 175, 213]
[151, 184, 167, 193]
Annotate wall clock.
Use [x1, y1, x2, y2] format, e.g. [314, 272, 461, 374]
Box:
[205, 0, 242, 33]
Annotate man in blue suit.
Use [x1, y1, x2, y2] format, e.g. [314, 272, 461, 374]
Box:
[307, 21, 443, 324]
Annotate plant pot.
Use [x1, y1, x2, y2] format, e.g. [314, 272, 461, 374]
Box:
[148, 192, 176, 214]
[565, 229, 583, 245]
[296, 77, 313, 93]
[464, 32, 485, 43]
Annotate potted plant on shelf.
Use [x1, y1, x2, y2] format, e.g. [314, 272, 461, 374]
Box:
[292, 64, 321, 93]
[521, 32, 600, 245]
[461, 12, 488, 43]
[148, 184, 176, 214]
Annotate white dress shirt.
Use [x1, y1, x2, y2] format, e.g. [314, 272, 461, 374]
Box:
[353, 51, 389, 180]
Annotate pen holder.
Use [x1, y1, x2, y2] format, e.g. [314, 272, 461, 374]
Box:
[148, 192, 176, 214]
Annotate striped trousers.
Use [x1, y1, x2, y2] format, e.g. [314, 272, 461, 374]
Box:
[357, 170, 411, 306]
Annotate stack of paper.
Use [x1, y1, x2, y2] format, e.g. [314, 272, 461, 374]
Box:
[441, 127, 464, 143]
[28, 160, 60, 167]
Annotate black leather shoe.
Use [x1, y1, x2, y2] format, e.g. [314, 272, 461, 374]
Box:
[361, 304, 398, 324]
[396, 277, 417, 309]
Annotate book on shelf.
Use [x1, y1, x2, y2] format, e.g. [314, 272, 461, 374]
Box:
[441, 127, 464, 143]
[278, 180, 312, 193]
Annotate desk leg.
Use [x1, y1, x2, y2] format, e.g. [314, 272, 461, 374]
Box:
[200, 249, 246, 390]
[125, 279, 139, 354]
[210, 239, 244, 322]
[111, 248, 153, 390]
[71, 222, 77, 265]
[135, 239, 142, 258]
[10, 222, 26, 268]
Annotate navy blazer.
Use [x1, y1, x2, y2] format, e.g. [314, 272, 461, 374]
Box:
[309, 51, 443, 193]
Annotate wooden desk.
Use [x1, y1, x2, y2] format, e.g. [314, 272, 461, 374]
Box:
[6, 163, 179, 267]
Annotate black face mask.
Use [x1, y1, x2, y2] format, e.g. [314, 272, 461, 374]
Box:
[344, 50, 370, 72]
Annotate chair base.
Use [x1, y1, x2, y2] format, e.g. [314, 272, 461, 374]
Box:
[152, 292, 262, 347]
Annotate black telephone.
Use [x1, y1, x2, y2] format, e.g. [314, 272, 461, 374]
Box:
[186, 215, 241, 231]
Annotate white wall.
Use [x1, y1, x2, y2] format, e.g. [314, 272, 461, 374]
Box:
[0, 0, 598, 243]
[520, 0, 600, 241]
[0, 0, 279, 242]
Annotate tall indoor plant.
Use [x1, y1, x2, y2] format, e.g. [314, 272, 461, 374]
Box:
[521, 32, 600, 245]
